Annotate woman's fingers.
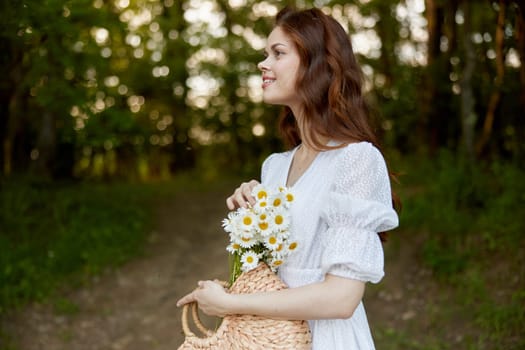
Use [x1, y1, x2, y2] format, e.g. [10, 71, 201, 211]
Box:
[176, 280, 225, 307]
[226, 196, 236, 210]
[245, 180, 259, 206]
[226, 187, 246, 210]
[176, 290, 197, 307]
[226, 180, 260, 210]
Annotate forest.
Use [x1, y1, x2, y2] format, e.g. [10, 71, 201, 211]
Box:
[1, 0, 524, 349]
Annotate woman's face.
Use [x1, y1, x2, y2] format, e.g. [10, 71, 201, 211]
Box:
[257, 26, 301, 110]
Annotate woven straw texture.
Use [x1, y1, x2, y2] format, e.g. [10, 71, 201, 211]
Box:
[178, 263, 312, 350]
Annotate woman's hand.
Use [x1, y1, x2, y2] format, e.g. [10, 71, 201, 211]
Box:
[226, 180, 259, 210]
[176, 280, 232, 317]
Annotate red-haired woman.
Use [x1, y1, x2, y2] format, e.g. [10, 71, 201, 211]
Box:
[177, 7, 399, 349]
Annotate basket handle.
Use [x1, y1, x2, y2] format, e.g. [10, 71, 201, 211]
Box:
[181, 302, 212, 337]
[181, 281, 230, 338]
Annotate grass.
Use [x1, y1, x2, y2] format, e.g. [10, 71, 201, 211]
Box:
[378, 150, 525, 349]
[0, 172, 219, 317]
[1, 153, 524, 349]
[0, 171, 240, 349]
[0, 171, 241, 317]
[0, 179, 153, 315]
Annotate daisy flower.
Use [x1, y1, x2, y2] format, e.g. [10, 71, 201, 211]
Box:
[271, 207, 290, 232]
[256, 213, 271, 236]
[263, 234, 281, 251]
[221, 211, 238, 233]
[269, 192, 285, 209]
[241, 251, 260, 271]
[252, 199, 269, 214]
[280, 187, 295, 206]
[236, 209, 256, 232]
[224, 186, 298, 283]
[269, 257, 284, 271]
[226, 242, 241, 254]
[288, 241, 298, 252]
[238, 234, 257, 248]
[251, 184, 268, 200]
[271, 243, 288, 259]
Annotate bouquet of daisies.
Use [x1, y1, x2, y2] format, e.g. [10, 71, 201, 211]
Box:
[222, 184, 298, 284]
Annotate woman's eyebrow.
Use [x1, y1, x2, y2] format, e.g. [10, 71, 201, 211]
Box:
[263, 43, 287, 55]
[270, 43, 286, 50]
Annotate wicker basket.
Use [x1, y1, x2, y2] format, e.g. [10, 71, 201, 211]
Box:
[178, 263, 312, 349]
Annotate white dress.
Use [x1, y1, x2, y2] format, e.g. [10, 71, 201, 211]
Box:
[260, 141, 399, 350]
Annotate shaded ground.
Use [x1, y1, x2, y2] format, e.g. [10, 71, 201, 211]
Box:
[2, 188, 459, 350]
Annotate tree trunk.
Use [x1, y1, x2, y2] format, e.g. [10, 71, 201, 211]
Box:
[0, 91, 9, 176]
[515, 2, 525, 115]
[1, 38, 20, 177]
[459, 0, 476, 161]
[476, 0, 507, 157]
[216, 0, 245, 171]
[5, 53, 26, 176]
[168, 0, 194, 171]
[376, 1, 396, 89]
[32, 112, 56, 178]
[421, 0, 445, 154]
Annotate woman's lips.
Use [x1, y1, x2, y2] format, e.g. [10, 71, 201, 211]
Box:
[262, 77, 275, 89]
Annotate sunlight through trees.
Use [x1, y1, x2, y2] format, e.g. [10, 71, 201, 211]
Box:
[1, 0, 523, 180]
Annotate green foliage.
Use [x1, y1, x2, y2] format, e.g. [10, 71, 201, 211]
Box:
[0, 179, 156, 314]
[394, 150, 525, 348]
[400, 151, 523, 234]
[373, 327, 447, 350]
[2, 0, 524, 179]
[53, 297, 80, 316]
[474, 290, 525, 346]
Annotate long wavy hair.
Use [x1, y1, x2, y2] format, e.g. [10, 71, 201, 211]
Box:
[274, 7, 399, 240]
[275, 7, 377, 150]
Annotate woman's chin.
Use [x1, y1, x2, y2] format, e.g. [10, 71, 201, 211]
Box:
[262, 95, 284, 106]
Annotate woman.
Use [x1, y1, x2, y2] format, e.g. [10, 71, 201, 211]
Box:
[177, 7, 399, 349]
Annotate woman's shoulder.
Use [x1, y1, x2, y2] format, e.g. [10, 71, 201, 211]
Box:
[261, 147, 295, 177]
[328, 141, 389, 186]
[331, 141, 385, 164]
[263, 147, 295, 166]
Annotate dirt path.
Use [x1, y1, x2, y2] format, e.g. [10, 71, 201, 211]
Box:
[1, 189, 443, 350]
[2, 189, 231, 350]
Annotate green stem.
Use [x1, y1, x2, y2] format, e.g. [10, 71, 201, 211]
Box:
[229, 252, 241, 286]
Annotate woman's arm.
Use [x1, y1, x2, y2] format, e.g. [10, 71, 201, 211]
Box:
[176, 274, 365, 320]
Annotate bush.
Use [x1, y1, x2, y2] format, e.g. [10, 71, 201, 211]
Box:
[393, 150, 525, 348]
[0, 179, 156, 314]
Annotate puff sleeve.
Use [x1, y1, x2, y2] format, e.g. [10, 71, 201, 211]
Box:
[320, 143, 398, 283]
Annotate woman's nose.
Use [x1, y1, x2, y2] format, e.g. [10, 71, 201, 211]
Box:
[257, 57, 269, 71]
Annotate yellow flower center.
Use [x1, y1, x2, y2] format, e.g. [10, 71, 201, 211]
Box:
[276, 244, 283, 251]
[259, 222, 269, 230]
[246, 256, 254, 263]
[259, 201, 267, 208]
[273, 260, 283, 266]
[243, 217, 252, 225]
[275, 215, 283, 225]
[269, 236, 277, 244]
[286, 193, 294, 202]
[257, 191, 267, 199]
[233, 243, 240, 249]
[273, 198, 282, 206]
[289, 242, 297, 250]
[242, 236, 251, 242]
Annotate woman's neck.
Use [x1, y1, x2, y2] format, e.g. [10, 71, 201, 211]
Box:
[290, 108, 326, 151]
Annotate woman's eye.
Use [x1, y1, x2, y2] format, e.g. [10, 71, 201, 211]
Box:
[274, 50, 284, 57]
